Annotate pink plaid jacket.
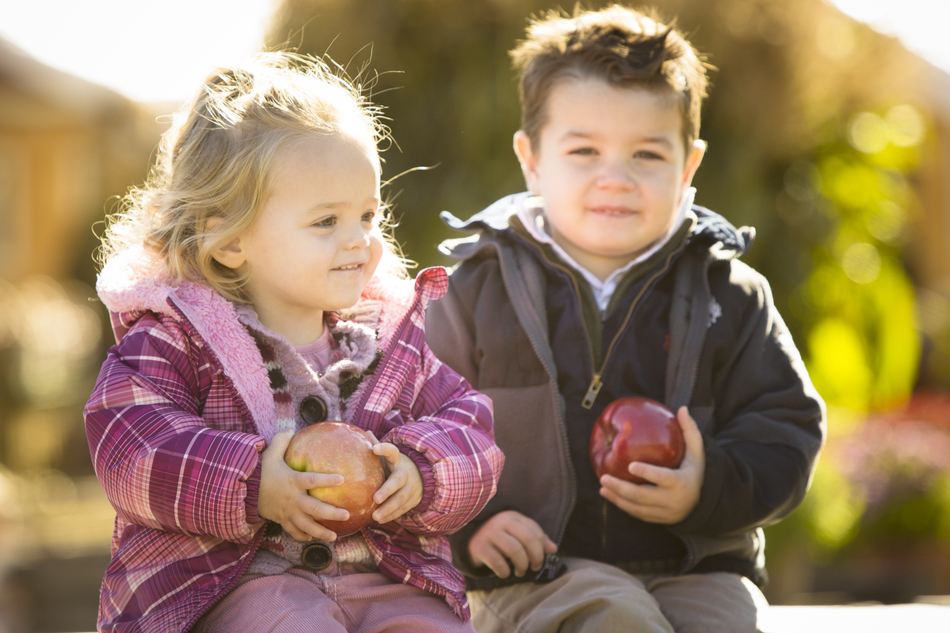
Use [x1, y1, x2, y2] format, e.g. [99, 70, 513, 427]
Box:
[84, 249, 502, 632]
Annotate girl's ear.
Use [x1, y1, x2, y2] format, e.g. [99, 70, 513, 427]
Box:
[205, 217, 246, 270]
[513, 130, 542, 195]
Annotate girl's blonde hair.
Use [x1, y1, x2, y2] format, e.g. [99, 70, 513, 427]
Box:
[101, 51, 404, 302]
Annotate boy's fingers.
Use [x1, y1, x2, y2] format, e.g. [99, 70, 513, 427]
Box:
[677, 406, 705, 459]
[503, 519, 549, 571]
[473, 545, 513, 578]
[490, 532, 531, 577]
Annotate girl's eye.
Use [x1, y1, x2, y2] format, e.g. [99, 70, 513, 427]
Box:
[361, 210, 377, 224]
[313, 216, 336, 228]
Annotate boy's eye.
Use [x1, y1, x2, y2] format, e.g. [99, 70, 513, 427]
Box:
[569, 147, 597, 156]
[634, 150, 664, 161]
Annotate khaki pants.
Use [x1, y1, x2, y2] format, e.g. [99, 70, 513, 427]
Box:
[467, 557, 768, 633]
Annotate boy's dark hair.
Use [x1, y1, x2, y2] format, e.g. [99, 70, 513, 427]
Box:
[510, 4, 709, 150]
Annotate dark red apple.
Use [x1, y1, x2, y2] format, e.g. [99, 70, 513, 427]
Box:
[284, 421, 386, 536]
[589, 397, 685, 484]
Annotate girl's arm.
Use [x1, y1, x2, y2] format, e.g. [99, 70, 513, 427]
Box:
[84, 312, 266, 544]
[380, 344, 503, 537]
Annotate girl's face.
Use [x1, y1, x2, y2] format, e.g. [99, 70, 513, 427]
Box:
[217, 128, 384, 346]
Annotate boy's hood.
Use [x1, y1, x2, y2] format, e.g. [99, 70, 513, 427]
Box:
[438, 191, 755, 262]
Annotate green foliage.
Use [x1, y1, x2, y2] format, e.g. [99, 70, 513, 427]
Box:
[797, 104, 928, 412]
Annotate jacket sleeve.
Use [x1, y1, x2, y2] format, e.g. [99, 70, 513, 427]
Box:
[83, 312, 267, 544]
[674, 261, 826, 537]
[424, 260, 513, 573]
[381, 340, 503, 537]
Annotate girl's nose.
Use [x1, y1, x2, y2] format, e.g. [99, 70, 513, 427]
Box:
[343, 224, 371, 249]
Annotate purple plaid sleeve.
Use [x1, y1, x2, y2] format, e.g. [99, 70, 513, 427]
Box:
[352, 267, 502, 537]
[387, 346, 500, 535]
[84, 312, 266, 543]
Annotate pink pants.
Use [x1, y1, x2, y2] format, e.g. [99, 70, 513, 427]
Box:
[193, 564, 475, 633]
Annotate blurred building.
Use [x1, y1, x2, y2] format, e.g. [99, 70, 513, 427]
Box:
[0, 37, 159, 283]
[0, 36, 159, 633]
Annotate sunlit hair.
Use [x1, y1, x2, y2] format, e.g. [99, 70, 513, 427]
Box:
[510, 4, 710, 151]
[100, 51, 406, 302]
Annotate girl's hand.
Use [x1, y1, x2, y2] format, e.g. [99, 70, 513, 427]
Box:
[598, 406, 705, 524]
[257, 430, 349, 541]
[369, 440, 423, 524]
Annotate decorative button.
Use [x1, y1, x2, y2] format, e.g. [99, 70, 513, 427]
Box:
[301, 542, 333, 571]
[300, 395, 328, 424]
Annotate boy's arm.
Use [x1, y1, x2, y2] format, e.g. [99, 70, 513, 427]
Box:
[84, 313, 266, 543]
[426, 263, 516, 571]
[672, 264, 825, 536]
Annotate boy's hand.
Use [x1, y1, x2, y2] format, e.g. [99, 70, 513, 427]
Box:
[468, 510, 558, 579]
[370, 440, 423, 524]
[257, 430, 349, 542]
[598, 406, 705, 524]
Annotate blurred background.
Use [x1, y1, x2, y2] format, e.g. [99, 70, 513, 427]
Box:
[1, 0, 949, 630]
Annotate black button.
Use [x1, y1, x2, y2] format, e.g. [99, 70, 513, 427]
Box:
[301, 542, 333, 571]
[300, 395, 328, 424]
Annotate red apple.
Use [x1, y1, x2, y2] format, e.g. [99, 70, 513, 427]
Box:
[284, 421, 386, 536]
[589, 397, 685, 484]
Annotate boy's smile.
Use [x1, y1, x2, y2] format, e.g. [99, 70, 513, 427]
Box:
[515, 77, 704, 281]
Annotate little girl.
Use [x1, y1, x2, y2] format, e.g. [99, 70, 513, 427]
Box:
[84, 52, 503, 633]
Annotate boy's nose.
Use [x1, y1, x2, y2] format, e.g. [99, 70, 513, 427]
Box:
[596, 161, 635, 190]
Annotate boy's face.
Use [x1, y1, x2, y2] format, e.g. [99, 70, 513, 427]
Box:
[515, 77, 705, 280]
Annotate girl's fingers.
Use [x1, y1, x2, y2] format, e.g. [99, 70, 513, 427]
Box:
[265, 430, 294, 459]
[301, 495, 349, 523]
[373, 442, 401, 467]
[298, 472, 344, 491]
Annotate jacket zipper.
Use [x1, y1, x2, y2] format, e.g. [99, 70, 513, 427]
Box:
[512, 230, 688, 410]
[581, 238, 688, 410]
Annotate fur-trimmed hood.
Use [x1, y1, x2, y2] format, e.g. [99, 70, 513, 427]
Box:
[95, 246, 442, 441]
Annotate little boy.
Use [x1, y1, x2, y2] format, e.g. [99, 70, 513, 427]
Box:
[426, 5, 826, 632]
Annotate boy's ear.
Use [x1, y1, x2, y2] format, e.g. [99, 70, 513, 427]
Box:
[681, 139, 706, 190]
[205, 217, 245, 270]
[513, 130, 541, 195]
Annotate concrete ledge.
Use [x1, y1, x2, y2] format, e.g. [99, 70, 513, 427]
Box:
[759, 603, 950, 632]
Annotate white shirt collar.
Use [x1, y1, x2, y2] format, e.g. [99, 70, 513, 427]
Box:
[515, 187, 695, 315]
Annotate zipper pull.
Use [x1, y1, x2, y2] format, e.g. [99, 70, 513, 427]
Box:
[582, 374, 603, 409]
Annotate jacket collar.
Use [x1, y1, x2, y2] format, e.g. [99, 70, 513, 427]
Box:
[438, 192, 755, 263]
